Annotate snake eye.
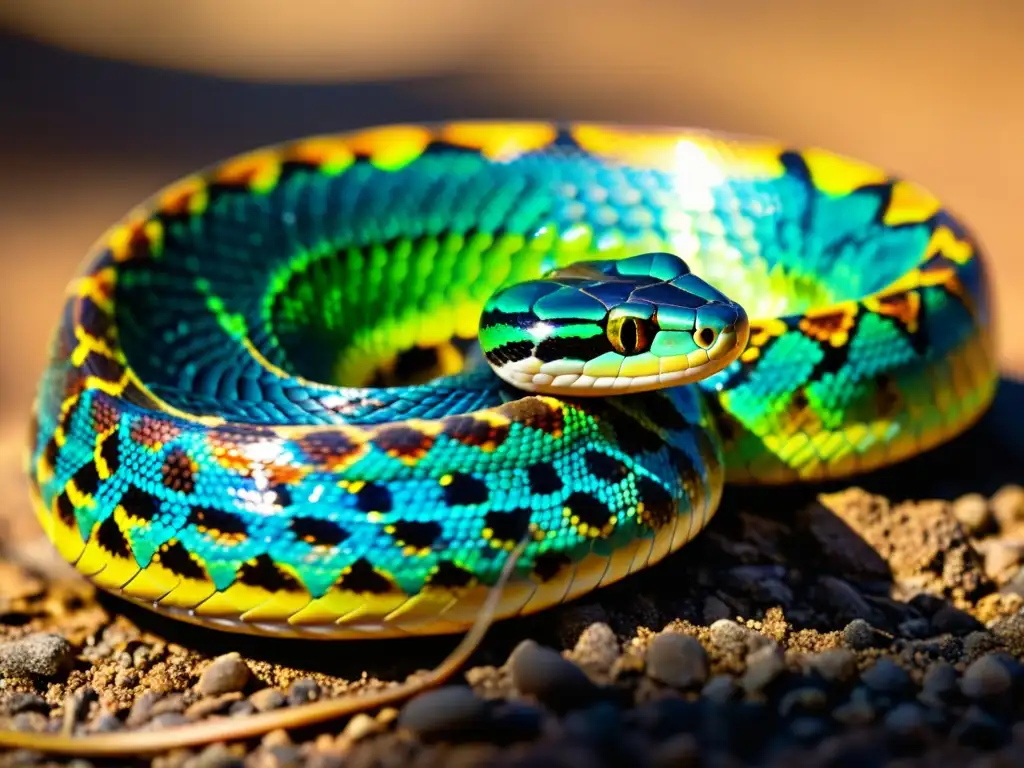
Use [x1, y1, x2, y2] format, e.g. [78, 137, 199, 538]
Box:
[694, 327, 717, 349]
[607, 314, 651, 356]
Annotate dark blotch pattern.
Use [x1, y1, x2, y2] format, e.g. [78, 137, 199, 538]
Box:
[583, 450, 630, 482]
[527, 463, 563, 495]
[98, 433, 121, 475]
[296, 431, 360, 466]
[389, 520, 443, 550]
[354, 482, 393, 514]
[187, 506, 249, 537]
[443, 473, 490, 506]
[484, 508, 533, 544]
[120, 485, 161, 521]
[442, 414, 511, 449]
[426, 560, 475, 589]
[159, 540, 207, 581]
[161, 448, 196, 493]
[237, 554, 306, 594]
[289, 516, 350, 547]
[533, 551, 573, 583]
[55, 492, 77, 527]
[96, 516, 131, 559]
[80, 352, 124, 384]
[497, 397, 565, 435]
[337, 557, 395, 595]
[635, 476, 677, 530]
[373, 425, 436, 459]
[72, 462, 101, 496]
[563, 491, 614, 532]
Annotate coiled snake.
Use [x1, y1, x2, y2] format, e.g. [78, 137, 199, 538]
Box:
[4, 122, 998, 754]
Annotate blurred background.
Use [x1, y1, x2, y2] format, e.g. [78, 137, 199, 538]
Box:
[1, 1, 1022, 542]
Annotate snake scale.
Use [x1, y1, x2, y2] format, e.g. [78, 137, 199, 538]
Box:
[5, 122, 998, 754]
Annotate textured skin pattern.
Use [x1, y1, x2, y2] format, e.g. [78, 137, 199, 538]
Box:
[26, 122, 997, 638]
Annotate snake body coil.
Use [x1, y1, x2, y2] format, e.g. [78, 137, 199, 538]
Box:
[26, 122, 998, 639]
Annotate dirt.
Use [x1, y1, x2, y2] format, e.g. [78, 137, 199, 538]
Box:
[1, 383, 1022, 768]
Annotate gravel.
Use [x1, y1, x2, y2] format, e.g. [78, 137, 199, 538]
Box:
[2, 470, 1024, 767]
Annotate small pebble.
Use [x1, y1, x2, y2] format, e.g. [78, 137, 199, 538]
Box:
[339, 713, 382, 743]
[228, 700, 256, 718]
[742, 645, 786, 694]
[645, 632, 708, 689]
[489, 701, 545, 743]
[4, 692, 49, 715]
[701, 674, 738, 703]
[397, 686, 489, 741]
[860, 659, 913, 697]
[185, 693, 242, 719]
[89, 712, 123, 734]
[286, 678, 320, 706]
[953, 493, 994, 535]
[509, 639, 601, 711]
[952, 704, 1010, 749]
[843, 619, 890, 650]
[708, 619, 771, 654]
[961, 653, 1015, 701]
[983, 541, 1024, 580]
[921, 662, 960, 701]
[702, 596, 732, 624]
[884, 702, 931, 741]
[572, 622, 620, 673]
[0, 633, 73, 677]
[192, 743, 245, 768]
[250, 688, 287, 712]
[11, 710, 49, 732]
[930, 605, 985, 636]
[816, 576, 885, 626]
[807, 648, 858, 683]
[778, 687, 828, 718]
[789, 716, 830, 744]
[198, 652, 251, 696]
[990, 484, 1024, 527]
[832, 696, 877, 726]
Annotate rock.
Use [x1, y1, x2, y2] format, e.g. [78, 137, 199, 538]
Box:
[571, 622, 620, 673]
[700, 675, 738, 703]
[807, 648, 858, 683]
[842, 619, 890, 650]
[250, 688, 287, 712]
[488, 701, 545, 743]
[960, 653, 1016, 701]
[920, 662, 960, 702]
[983, 541, 1024, 581]
[883, 702, 931, 742]
[645, 632, 708, 689]
[0, 633, 73, 678]
[286, 678, 320, 706]
[814, 576, 887, 627]
[930, 605, 985, 636]
[951, 704, 1010, 749]
[185, 693, 242, 719]
[860, 659, 913, 697]
[197, 652, 251, 696]
[508, 639, 601, 712]
[778, 687, 828, 718]
[3, 692, 49, 715]
[339, 713, 381, 743]
[397, 686, 489, 741]
[708, 619, 772, 654]
[952, 493, 994, 535]
[741, 645, 786, 694]
[990, 484, 1024, 528]
[702, 596, 732, 624]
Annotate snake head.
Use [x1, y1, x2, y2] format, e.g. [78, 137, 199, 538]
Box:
[480, 251, 749, 396]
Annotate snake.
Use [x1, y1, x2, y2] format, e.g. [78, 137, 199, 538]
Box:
[5, 122, 998, 754]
